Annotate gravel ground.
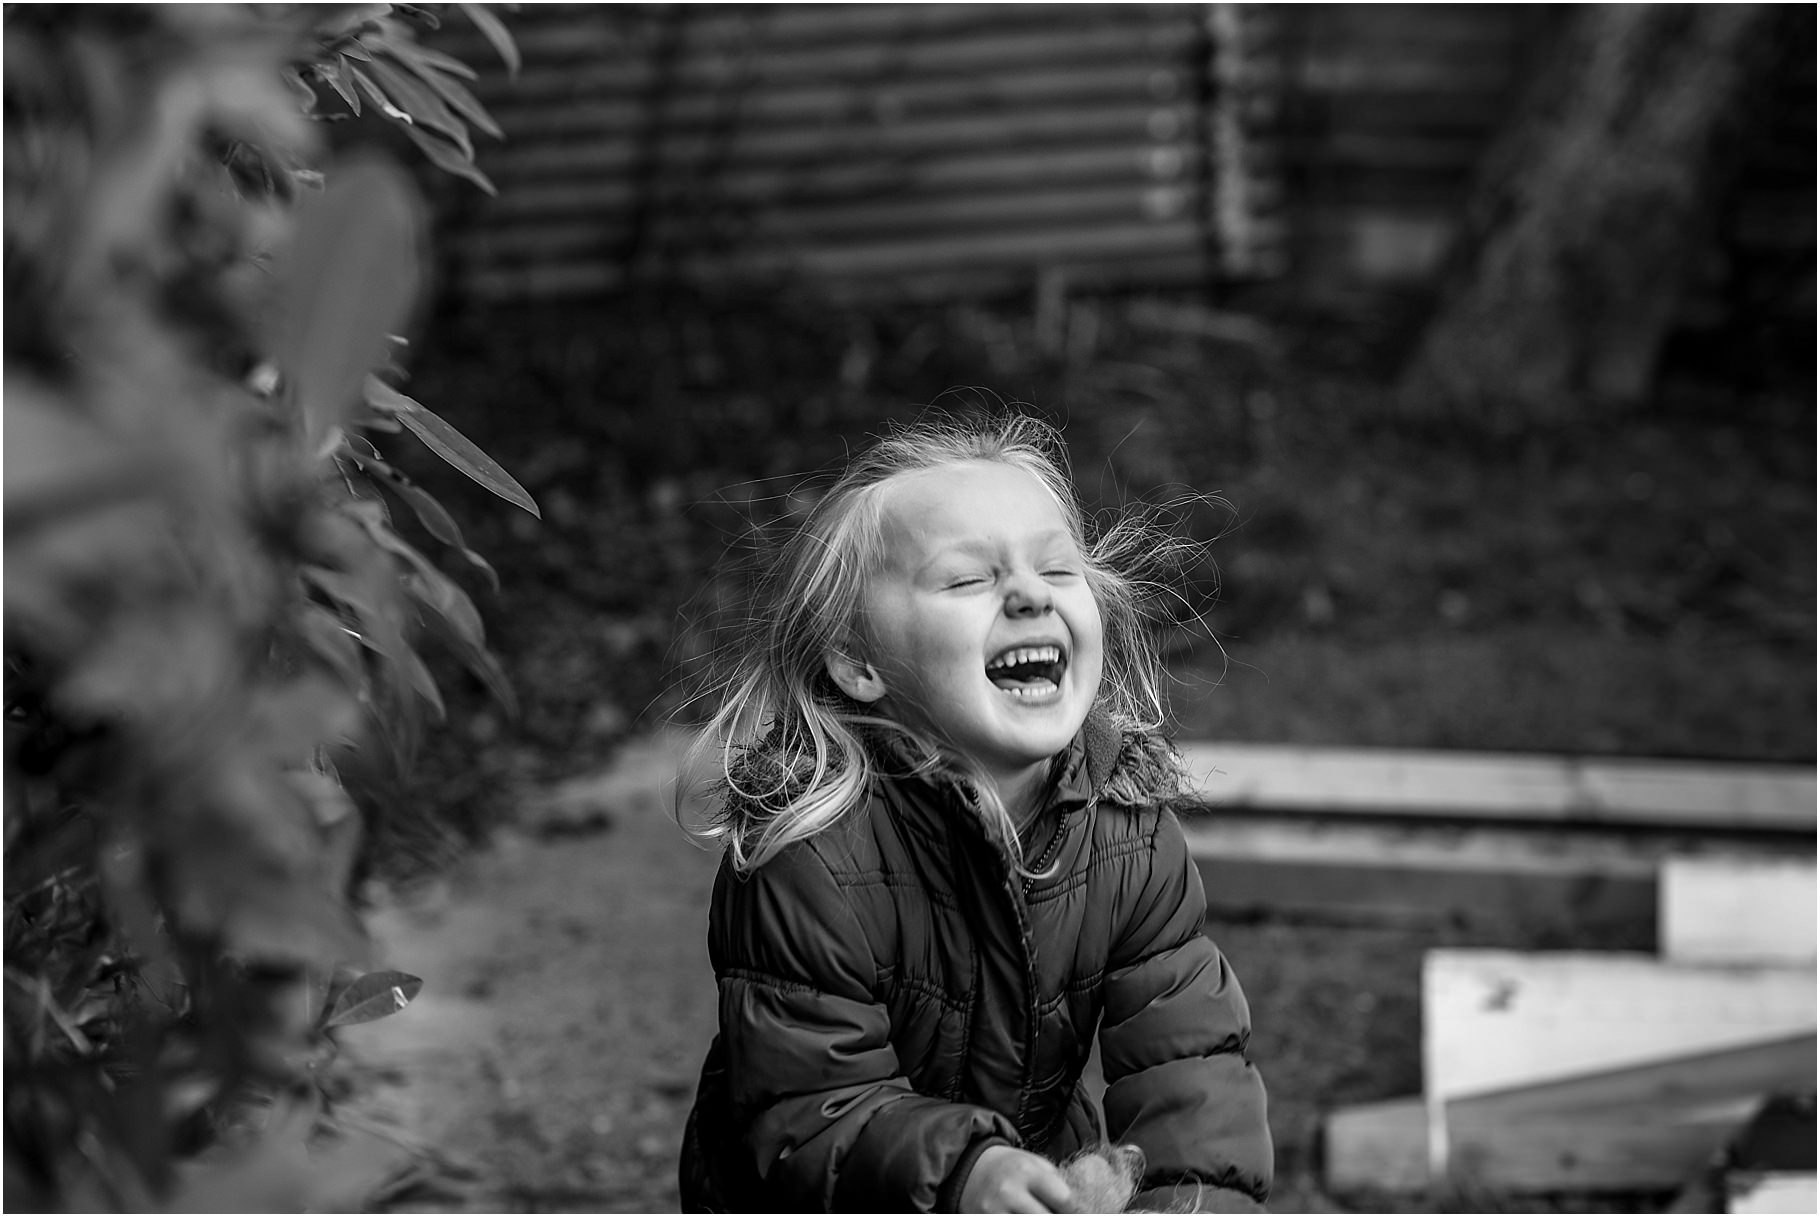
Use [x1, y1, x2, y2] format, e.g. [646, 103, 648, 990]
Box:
[342, 732, 720, 1212]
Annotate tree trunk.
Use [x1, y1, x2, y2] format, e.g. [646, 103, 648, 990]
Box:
[1398, 5, 1774, 428]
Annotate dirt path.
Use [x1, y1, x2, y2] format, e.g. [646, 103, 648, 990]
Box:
[339, 732, 721, 1212]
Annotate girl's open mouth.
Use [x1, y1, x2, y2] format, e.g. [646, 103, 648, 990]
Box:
[985, 644, 1067, 698]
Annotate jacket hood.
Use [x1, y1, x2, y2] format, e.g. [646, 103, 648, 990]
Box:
[719, 709, 1188, 836]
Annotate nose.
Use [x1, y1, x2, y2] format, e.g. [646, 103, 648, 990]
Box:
[1004, 569, 1054, 617]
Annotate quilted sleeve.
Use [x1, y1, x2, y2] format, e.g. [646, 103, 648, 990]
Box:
[709, 845, 1016, 1212]
[1097, 808, 1273, 1206]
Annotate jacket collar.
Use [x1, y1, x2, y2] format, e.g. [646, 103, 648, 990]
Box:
[874, 707, 1131, 822]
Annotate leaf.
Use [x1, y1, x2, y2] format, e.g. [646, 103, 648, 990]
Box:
[323, 970, 423, 1028]
[398, 121, 496, 195]
[393, 4, 443, 32]
[268, 158, 422, 451]
[460, 3, 520, 75]
[349, 65, 398, 118]
[391, 40, 480, 82]
[281, 65, 320, 114]
[362, 54, 474, 156]
[342, 443, 499, 587]
[333, 504, 452, 721]
[402, 568, 485, 655]
[313, 4, 391, 42]
[302, 564, 408, 668]
[295, 601, 368, 691]
[320, 58, 361, 113]
[367, 382, 539, 517]
[396, 641, 446, 721]
[404, 571, 519, 716]
[388, 42, 503, 139]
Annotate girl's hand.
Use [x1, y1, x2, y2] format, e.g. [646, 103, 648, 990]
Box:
[961, 1145, 1074, 1213]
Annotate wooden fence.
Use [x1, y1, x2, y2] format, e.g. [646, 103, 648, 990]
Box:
[425, 3, 1813, 316]
[430, 3, 1277, 301]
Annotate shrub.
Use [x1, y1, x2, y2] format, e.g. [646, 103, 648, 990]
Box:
[4, 5, 528, 1209]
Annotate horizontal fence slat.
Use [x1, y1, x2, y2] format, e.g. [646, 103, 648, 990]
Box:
[480, 92, 1200, 146]
[440, 3, 1160, 62]
[453, 185, 1202, 260]
[447, 16, 1200, 82]
[1180, 743, 1817, 832]
[742, 183, 1198, 239]
[472, 58, 1192, 118]
[454, 246, 1215, 303]
[457, 218, 1207, 278]
[474, 144, 1209, 219]
[476, 105, 1200, 176]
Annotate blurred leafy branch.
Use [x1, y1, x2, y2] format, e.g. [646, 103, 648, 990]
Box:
[4, 3, 531, 1210]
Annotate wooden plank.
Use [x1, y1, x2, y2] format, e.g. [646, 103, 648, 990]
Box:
[1185, 816, 1660, 934]
[475, 102, 1199, 174]
[1327, 1035, 1815, 1193]
[679, 3, 1142, 49]
[443, 4, 1159, 64]
[1178, 743, 1817, 833]
[454, 212, 1202, 271]
[479, 144, 1203, 212]
[454, 233, 1213, 303]
[1662, 859, 1817, 965]
[1731, 1174, 1819, 1214]
[455, 19, 1199, 81]
[1452, 1032, 1816, 1117]
[756, 182, 1195, 240]
[767, 219, 1205, 279]
[1325, 1093, 1744, 1194]
[1423, 951, 1816, 1106]
[477, 61, 1189, 122]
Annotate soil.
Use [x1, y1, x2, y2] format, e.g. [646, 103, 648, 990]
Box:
[340, 732, 721, 1212]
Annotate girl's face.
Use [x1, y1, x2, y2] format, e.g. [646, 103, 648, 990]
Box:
[843, 460, 1105, 791]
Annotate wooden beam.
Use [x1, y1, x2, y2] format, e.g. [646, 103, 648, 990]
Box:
[1661, 858, 1816, 965]
[1423, 951, 1815, 1104]
[1185, 816, 1660, 934]
[1325, 1034, 1816, 1194]
[1178, 742, 1816, 833]
[1325, 1093, 1743, 1194]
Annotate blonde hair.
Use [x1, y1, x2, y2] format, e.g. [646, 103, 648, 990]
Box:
[680, 411, 1191, 873]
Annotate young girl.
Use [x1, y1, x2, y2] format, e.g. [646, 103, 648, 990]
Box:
[677, 414, 1271, 1213]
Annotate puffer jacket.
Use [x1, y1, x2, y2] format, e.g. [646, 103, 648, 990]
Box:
[678, 712, 1272, 1212]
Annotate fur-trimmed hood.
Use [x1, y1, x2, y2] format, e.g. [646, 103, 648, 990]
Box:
[718, 708, 1189, 839]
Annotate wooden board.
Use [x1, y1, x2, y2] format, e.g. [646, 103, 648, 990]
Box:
[1661, 858, 1817, 965]
[1423, 951, 1816, 1105]
[1185, 816, 1659, 934]
[1182, 810, 1803, 934]
[1178, 742, 1817, 833]
[1325, 1034, 1815, 1194]
[1730, 1174, 1819, 1214]
[1325, 1093, 1742, 1194]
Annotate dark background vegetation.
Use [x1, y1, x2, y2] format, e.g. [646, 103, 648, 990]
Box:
[382, 283, 1814, 865]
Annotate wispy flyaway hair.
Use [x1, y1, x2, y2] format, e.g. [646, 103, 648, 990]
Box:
[680, 411, 1194, 873]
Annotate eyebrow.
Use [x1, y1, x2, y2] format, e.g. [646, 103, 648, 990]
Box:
[916, 529, 1077, 571]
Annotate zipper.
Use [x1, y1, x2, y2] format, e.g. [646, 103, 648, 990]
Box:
[1023, 797, 1092, 897]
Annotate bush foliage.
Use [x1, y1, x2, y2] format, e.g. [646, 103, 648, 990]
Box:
[4, 5, 529, 1209]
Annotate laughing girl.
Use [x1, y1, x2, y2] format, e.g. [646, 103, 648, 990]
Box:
[678, 414, 1270, 1213]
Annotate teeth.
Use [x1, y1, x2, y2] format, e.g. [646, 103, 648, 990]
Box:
[986, 645, 1062, 670]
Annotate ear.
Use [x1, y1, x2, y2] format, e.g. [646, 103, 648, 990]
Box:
[824, 651, 887, 703]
